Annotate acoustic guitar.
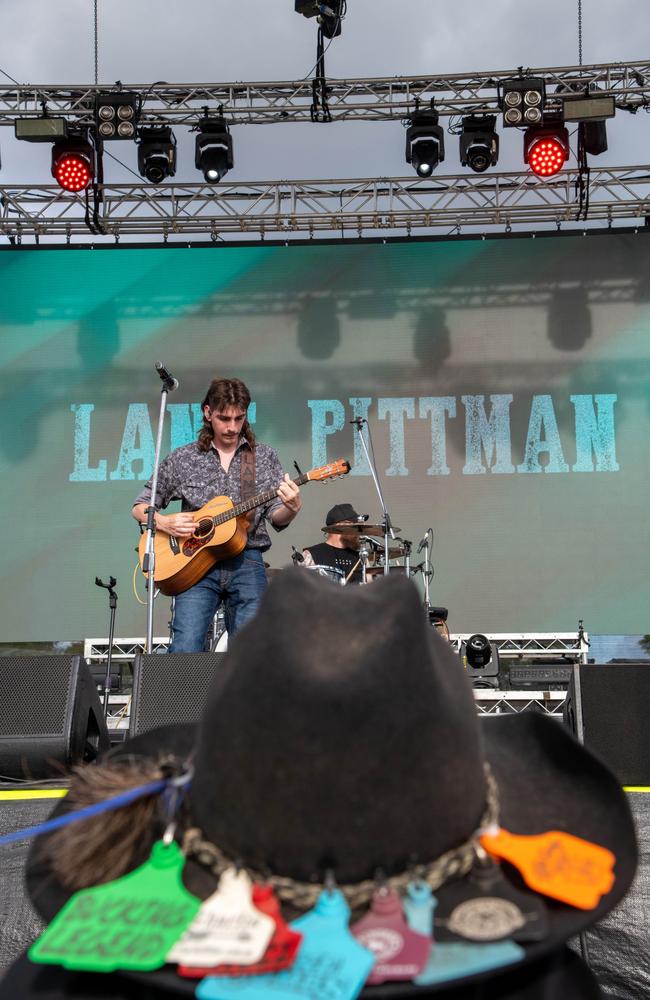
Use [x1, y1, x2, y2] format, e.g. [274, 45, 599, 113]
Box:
[138, 458, 351, 596]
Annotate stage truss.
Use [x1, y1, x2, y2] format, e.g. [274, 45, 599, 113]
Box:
[1, 59, 649, 241]
[85, 632, 585, 719]
[1, 60, 648, 124]
[1, 166, 649, 240]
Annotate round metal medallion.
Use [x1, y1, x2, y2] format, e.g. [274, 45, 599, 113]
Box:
[447, 897, 526, 941]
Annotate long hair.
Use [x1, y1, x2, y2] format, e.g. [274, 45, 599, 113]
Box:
[197, 377, 256, 452]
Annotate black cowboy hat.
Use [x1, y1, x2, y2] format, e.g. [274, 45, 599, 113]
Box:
[324, 503, 368, 526]
[22, 571, 637, 997]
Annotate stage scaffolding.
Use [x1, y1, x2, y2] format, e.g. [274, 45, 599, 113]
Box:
[0, 60, 648, 123]
[0, 59, 649, 241]
[1, 166, 649, 240]
[84, 632, 587, 721]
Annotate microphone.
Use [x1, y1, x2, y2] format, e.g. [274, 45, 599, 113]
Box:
[291, 546, 305, 564]
[417, 529, 431, 554]
[154, 361, 179, 391]
[349, 417, 366, 427]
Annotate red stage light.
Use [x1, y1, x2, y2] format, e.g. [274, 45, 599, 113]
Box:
[524, 126, 569, 178]
[528, 137, 566, 176]
[53, 153, 92, 191]
[51, 139, 95, 192]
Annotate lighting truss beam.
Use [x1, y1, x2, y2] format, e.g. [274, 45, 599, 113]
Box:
[1, 61, 649, 124]
[0, 167, 649, 240]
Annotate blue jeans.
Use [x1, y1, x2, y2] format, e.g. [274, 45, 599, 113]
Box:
[169, 549, 267, 653]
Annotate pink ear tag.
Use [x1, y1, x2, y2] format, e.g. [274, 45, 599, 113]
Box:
[351, 887, 432, 985]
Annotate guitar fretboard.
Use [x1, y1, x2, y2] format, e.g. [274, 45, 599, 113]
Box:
[212, 473, 310, 527]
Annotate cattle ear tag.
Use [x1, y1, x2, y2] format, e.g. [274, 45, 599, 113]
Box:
[434, 852, 548, 944]
[480, 827, 616, 910]
[197, 889, 375, 1000]
[351, 886, 432, 984]
[29, 840, 201, 972]
[168, 867, 274, 968]
[178, 883, 302, 979]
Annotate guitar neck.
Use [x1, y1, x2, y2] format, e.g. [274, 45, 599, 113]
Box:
[213, 473, 309, 527]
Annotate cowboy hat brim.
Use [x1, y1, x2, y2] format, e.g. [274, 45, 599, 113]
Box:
[24, 710, 636, 997]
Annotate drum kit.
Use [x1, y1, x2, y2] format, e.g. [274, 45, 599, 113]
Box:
[308, 520, 413, 586]
[209, 521, 432, 652]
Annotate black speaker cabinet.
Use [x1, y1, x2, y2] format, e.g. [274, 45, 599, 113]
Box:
[565, 663, 650, 785]
[130, 653, 225, 738]
[0, 656, 110, 780]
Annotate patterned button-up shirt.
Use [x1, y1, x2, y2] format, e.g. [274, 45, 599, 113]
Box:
[133, 438, 287, 551]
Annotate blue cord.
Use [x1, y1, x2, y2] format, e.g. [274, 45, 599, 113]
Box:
[0, 778, 168, 847]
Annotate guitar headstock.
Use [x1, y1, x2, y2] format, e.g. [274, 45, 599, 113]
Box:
[306, 459, 351, 482]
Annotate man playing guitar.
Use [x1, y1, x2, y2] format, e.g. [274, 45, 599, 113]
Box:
[132, 376, 301, 651]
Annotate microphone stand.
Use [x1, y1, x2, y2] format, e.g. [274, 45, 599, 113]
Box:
[143, 366, 177, 653]
[351, 418, 395, 576]
[95, 576, 117, 717]
[422, 532, 431, 619]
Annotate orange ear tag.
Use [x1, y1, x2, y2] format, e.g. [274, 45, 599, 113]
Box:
[479, 828, 615, 910]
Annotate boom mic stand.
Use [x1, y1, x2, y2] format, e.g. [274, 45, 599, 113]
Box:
[143, 362, 178, 653]
[95, 576, 117, 717]
[351, 418, 395, 576]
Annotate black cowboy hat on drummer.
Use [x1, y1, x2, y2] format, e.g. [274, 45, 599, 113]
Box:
[301, 502, 370, 584]
[324, 502, 368, 527]
[3, 570, 637, 999]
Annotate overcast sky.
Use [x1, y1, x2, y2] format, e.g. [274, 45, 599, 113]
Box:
[1, 1, 649, 187]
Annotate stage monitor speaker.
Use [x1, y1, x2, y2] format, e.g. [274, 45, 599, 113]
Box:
[564, 663, 650, 785]
[0, 656, 110, 780]
[130, 653, 225, 738]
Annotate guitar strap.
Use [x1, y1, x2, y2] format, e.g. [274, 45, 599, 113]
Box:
[240, 445, 256, 504]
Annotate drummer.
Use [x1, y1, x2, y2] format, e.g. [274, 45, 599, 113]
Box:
[302, 503, 369, 584]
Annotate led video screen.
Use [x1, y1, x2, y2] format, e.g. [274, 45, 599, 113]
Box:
[1, 232, 648, 640]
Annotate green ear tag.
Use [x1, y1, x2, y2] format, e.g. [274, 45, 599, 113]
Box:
[29, 840, 201, 973]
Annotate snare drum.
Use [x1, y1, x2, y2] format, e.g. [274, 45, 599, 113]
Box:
[306, 565, 345, 585]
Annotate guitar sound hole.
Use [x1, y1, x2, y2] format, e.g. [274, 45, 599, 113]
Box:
[194, 518, 213, 538]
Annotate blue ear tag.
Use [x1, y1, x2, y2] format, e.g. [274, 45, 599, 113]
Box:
[403, 881, 438, 937]
[415, 940, 525, 986]
[197, 889, 374, 1000]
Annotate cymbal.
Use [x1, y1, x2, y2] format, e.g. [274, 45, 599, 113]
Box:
[365, 565, 409, 577]
[369, 544, 408, 561]
[324, 522, 401, 536]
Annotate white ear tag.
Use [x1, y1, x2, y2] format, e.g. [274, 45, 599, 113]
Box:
[168, 868, 274, 968]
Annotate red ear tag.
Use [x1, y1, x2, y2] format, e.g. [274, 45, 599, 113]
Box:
[480, 828, 616, 910]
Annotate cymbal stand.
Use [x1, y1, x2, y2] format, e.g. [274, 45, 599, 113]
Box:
[351, 418, 395, 575]
[402, 538, 412, 578]
[358, 537, 372, 584]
